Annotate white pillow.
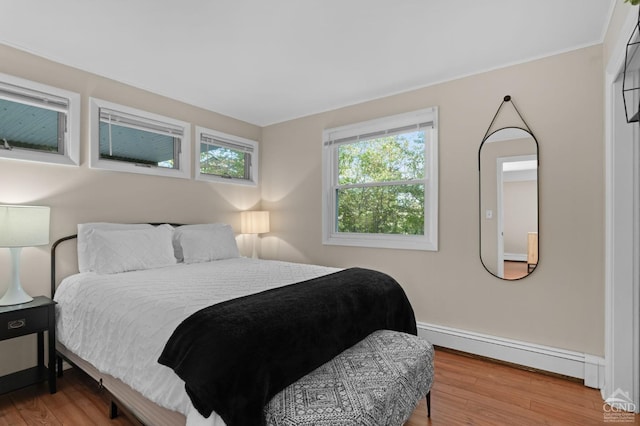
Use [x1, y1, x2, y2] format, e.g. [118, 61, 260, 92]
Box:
[78, 223, 153, 273]
[88, 224, 176, 274]
[172, 223, 232, 262]
[179, 225, 240, 264]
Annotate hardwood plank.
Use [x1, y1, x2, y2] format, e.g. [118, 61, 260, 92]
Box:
[65, 370, 136, 426]
[460, 399, 542, 426]
[406, 349, 640, 426]
[8, 385, 62, 426]
[487, 370, 599, 411]
[529, 399, 607, 426]
[0, 394, 27, 426]
[436, 380, 532, 413]
[39, 388, 97, 425]
[526, 381, 602, 412]
[49, 376, 116, 425]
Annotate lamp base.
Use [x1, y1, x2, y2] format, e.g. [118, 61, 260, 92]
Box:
[0, 247, 34, 306]
[0, 286, 33, 306]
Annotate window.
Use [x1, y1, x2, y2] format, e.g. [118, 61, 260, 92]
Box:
[89, 98, 191, 179]
[196, 126, 258, 186]
[322, 107, 438, 251]
[0, 73, 80, 166]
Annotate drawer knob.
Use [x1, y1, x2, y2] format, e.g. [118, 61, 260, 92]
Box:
[8, 319, 26, 329]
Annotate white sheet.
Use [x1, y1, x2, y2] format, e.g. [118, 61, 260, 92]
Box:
[54, 257, 339, 426]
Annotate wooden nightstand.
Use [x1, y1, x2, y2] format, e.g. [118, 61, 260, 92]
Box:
[0, 296, 56, 394]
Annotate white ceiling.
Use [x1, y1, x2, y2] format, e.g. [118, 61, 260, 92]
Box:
[0, 0, 615, 126]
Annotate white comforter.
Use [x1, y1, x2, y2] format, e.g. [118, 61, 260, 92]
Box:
[54, 258, 338, 426]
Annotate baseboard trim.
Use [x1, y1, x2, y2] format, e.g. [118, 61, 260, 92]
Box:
[504, 253, 527, 262]
[417, 322, 605, 389]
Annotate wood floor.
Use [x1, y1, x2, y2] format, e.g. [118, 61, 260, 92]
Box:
[1, 348, 638, 425]
[503, 260, 530, 280]
[408, 349, 640, 425]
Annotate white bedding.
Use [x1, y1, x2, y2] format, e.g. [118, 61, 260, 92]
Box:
[54, 258, 339, 426]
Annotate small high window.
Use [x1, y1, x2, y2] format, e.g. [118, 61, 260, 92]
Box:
[196, 126, 258, 186]
[89, 98, 191, 179]
[0, 73, 80, 166]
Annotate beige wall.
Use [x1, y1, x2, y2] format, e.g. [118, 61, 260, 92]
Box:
[261, 45, 605, 356]
[504, 180, 537, 255]
[0, 44, 262, 375]
[603, 2, 636, 69]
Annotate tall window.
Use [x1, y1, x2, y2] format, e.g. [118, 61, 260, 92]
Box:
[322, 107, 438, 251]
[89, 98, 190, 179]
[196, 126, 258, 186]
[0, 73, 80, 166]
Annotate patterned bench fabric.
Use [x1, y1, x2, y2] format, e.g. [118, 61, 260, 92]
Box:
[265, 330, 434, 426]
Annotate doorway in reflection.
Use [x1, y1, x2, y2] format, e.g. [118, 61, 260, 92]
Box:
[497, 156, 538, 279]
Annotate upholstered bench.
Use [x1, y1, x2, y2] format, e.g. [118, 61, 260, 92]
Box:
[265, 329, 434, 425]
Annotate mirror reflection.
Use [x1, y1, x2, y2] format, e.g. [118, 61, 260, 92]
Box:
[480, 128, 538, 280]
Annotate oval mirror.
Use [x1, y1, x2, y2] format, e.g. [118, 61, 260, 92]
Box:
[479, 127, 538, 280]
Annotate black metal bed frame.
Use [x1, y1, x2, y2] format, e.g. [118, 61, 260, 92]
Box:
[50, 234, 76, 299]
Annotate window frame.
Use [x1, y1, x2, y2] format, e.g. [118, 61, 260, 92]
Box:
[0, 72, 80, 166]
[195, 126, 259, 186]
[89, 97, 191, 179]
[322, 107, 438, 251]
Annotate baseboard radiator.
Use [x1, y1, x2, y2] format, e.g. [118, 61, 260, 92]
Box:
[417, 322, 604, 389]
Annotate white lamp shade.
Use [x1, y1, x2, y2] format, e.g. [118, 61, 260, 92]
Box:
[241, 211, 270, 234]
[0, 205, 51, 247]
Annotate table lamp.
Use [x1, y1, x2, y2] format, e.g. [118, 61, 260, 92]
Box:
[240, 211, 270, 259]
[0, 205, 50, 306]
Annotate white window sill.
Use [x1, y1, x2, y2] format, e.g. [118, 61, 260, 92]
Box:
[323, 233, 438, 251]
[0, 149, 78, 167]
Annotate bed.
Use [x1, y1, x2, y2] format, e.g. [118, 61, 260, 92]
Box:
[50, 222, 433, 425]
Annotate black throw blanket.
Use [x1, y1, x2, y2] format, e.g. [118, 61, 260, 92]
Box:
[158, 267, 416, 426]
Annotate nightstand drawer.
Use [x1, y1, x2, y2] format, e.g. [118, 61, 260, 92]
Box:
[0, 307, 49, 340]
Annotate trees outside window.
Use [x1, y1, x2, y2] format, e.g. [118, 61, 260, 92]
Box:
[337, 131, 425, 235]
[196, 126, 258, 186]
[323, 108, 438, 251]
